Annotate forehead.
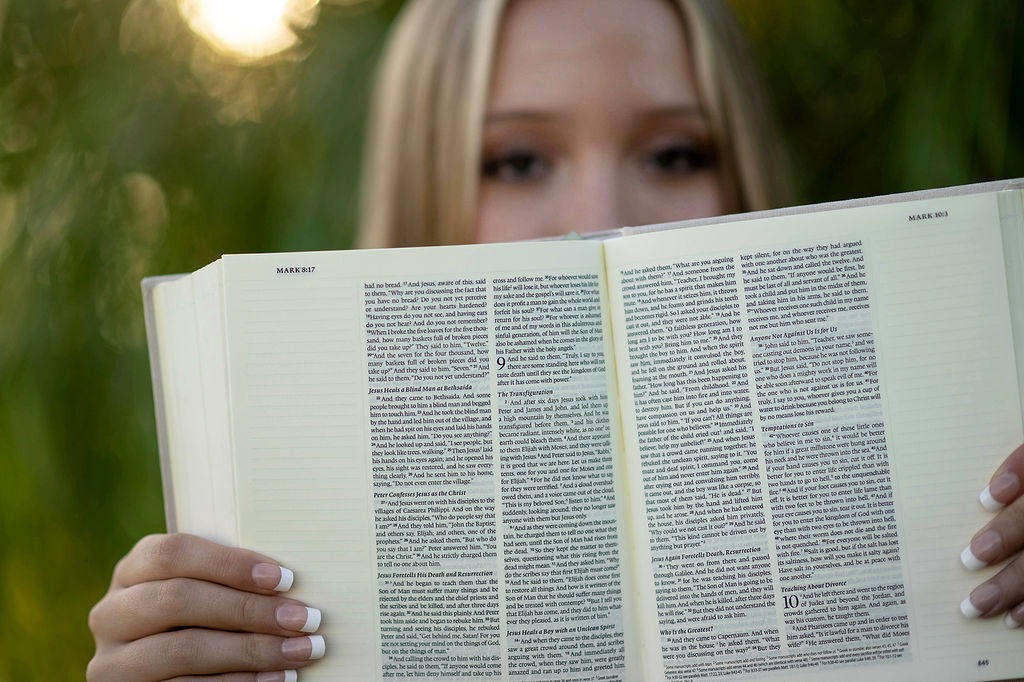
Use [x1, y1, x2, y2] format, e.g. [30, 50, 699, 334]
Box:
[488, 0, 698, 111]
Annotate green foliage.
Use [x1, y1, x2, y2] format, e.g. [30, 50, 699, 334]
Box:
[0, 0, 401, 677]
[731, 0, 1023, 201]
[0, 0, 1020, 678]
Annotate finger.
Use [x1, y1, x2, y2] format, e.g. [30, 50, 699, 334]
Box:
[164, 675, 256, 682]
[165, 672, 297, 682]
[95, 630, 324, 682]
[114, 534, 294, 594]
[94, 578, 322, 642]
[979, 443, 1024, 511]
[961, 493, 1024, 570]
[1005, 599, 1024, 629]
[960, 549, 1024, 619]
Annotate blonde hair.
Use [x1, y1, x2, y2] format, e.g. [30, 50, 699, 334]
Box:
[358, 0, 789, 249]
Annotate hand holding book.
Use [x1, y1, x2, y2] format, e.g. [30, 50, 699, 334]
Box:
[85, 469, 1024, 682]
[92, 183, 1024, 682]
[87, 534, 323, 681]
[962, 444, 1024, 623]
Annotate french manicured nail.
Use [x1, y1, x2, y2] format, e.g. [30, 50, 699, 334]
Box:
[960, 545, 986, 570]
[256, 671, 298, 682]
[1005, 611, 1021, 629]
[981, 473, 1021, 511]
[980, 485, 1004, 512]
[253, 563, 294, 591]
[961, 582, 1000, 618]
[276, 604, 321, 633]
[961, 529, 1003, 570]
[282, 635, 326, 661]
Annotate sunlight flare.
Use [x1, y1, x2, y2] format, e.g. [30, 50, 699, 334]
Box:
[179, 0, 319, 61]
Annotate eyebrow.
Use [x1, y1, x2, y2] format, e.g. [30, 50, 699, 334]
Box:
[484, 105, 707, 125]
[641, 104, 707, 119]
[484, 110, 567, 125]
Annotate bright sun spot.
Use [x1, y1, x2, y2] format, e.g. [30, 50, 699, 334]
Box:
[179, 0, 319, 60]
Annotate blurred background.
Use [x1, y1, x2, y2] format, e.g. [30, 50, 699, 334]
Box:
[0, 0, 1020, 677]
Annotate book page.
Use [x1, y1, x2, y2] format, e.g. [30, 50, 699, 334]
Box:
[191, 261, 238, 545]
[152, 262, 237, 545]
[152, 275, 202, 534]
[605, 192, 1024, 682]
[219, 240, 635, 681]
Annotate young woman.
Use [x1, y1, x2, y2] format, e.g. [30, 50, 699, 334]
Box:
[87, 1, 1024, 680]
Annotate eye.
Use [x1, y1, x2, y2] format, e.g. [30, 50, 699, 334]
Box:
[481, 150, 551, 182]
[643, 143, 714, 176]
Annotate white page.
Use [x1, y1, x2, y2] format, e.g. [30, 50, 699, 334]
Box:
[605, 192, 1024, 682]
[153, 274, 207, 535]
[220, 241, 635, 681]
[153, 262, 238, 545]
[192, 262, 237, 545]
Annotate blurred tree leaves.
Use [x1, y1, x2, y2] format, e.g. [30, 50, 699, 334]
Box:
[732, 0, 1023, 201]
[0, 0, 400, 677]
[0, 0, 1021, 678]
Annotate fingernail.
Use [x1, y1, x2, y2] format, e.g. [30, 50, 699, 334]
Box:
[960, 529, 1003, 570]
[276, 604, 321, 633]
[979, 485, 1004, 512]
[967, 529, 1003, 567]
[253, 563, 294, 592]
[961, 582, 1001, 618]
[1005, 611, 1021, 629]
[960, 597, 982, 618]
[282, 635, 326, 661]
[256, 671, 298, 682]
[984, 472, 1021, 510]
[960, 545, 987, 571]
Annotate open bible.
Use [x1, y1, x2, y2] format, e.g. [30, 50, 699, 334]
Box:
[144, 180, 1024, 681]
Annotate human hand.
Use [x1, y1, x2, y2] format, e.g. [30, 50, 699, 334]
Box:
[959, 443, 1024, 625]
[87, 533, 325, 682]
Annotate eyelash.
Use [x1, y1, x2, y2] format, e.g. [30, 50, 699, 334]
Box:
[480, 142, 715, 182]
[642, 143, 715, 176]
[481, 150, 550, 183]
